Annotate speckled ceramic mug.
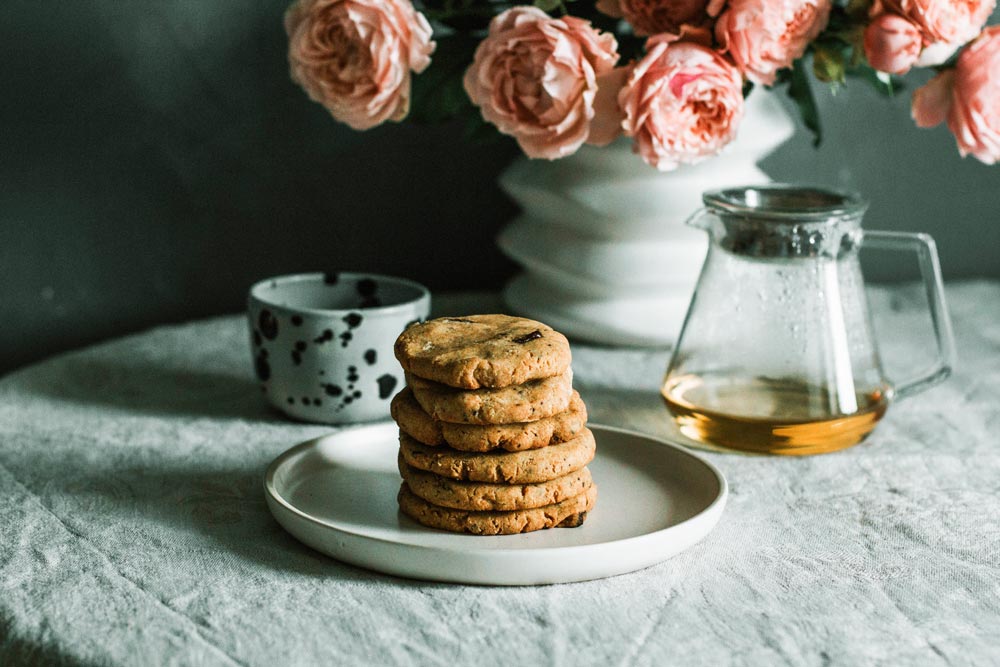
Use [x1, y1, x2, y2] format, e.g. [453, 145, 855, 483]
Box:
[247, 272, 430, 424]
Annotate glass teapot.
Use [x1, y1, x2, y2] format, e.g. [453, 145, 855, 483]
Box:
[662, 185, 956, 456]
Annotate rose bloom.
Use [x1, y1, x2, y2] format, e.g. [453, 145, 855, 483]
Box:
[595, 0, 712, 38]
[864, 13, 922, 74]
[874, 0, 995, 60]
[619, 38, 745, 170]
[715, 0, 832, 85]
[285, 0, 434, 130]
[463, 7, 620, 160]
[914, 26, 1000, 164]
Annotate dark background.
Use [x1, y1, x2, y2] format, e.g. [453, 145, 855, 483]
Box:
[3, 1, 999, 376]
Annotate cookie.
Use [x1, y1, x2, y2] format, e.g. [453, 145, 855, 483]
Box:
[406, 371, 573, 425]
[391, 387, 588, 452]
[399, 455, 594, 511]
[397, 482, 596, 535]
[390, 387, 444, 446]
[398, 428, 596, 484]
[394, 314, 571, 389]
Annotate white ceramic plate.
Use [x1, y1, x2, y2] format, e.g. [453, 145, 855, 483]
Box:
[265, 422, 727, 585]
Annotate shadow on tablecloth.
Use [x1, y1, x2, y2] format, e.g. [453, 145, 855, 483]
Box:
[7, 352, 290, 422]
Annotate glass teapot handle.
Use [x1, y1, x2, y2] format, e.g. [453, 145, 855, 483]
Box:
[861, 230, 957, 400]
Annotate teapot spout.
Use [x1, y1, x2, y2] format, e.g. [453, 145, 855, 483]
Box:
[685, 207, 715, 233]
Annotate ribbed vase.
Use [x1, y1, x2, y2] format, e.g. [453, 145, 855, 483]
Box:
[498, 89, 796, 347]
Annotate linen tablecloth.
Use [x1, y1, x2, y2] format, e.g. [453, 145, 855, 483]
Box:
[1, 282, 998, 666]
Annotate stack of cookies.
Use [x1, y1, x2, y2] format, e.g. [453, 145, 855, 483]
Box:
[391, 315, 596, 535]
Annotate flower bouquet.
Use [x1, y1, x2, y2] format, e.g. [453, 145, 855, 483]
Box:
[284, 0, 1000, 167]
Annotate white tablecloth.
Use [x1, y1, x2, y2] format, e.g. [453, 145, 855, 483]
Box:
[2, 283, 998, 666]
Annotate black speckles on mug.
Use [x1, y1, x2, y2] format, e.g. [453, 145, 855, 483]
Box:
[255, 349, 270, 381]
[377, 374, 398, 399]
[291, 350, 302, 366]
[364, 349, 377, 365]
[291, 315, 303, 326]
[252, 330, 262, 347]
[339, 331, 352, 348]
[343, 312, 363, 329]
[314, 329, 334, 344]
[258, 310, 279, 340]
[295, 340, 308, 352]
[320, 364, 372, 412]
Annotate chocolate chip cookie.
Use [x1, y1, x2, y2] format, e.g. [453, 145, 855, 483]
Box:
[398, 428, 595, 484]
[399, 454, 593, 511]
[394, 314, 571, 389]
[405, 371, 573, 425]
[397, 482, 596, 535]
[391, 387, 588, 451]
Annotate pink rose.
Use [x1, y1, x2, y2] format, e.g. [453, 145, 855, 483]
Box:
[619, 38, 745, 170]
[950, 27, 1000, 163]
[285, 0, 434, 131]
[875, 0, 995, 53]
[911, 27, 1000, 164]
[864, 13, 922, 74]
[715, 0, 832, 85]
[463, 7, 620, 160]
[595, 0, 712, 38]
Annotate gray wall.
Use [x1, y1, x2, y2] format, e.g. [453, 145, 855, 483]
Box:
[3, 1, 998, 375]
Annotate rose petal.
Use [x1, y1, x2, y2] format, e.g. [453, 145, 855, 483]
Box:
[912, 69, 955, 128]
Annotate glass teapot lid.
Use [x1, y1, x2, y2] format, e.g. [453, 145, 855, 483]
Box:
[696, 185, 869, 259]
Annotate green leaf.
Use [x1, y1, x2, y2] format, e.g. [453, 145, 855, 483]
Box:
[787, 57, 823, 147]
[407, 35, 477, 124]
[813, 44, 847, 87]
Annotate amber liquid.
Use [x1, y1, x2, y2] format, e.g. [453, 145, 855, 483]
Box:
[662, 374, 890, 456]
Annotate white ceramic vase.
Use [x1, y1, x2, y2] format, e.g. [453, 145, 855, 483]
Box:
[498, 89, 796, 347]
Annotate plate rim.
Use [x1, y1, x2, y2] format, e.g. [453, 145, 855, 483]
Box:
[264, 421, 728, 559]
